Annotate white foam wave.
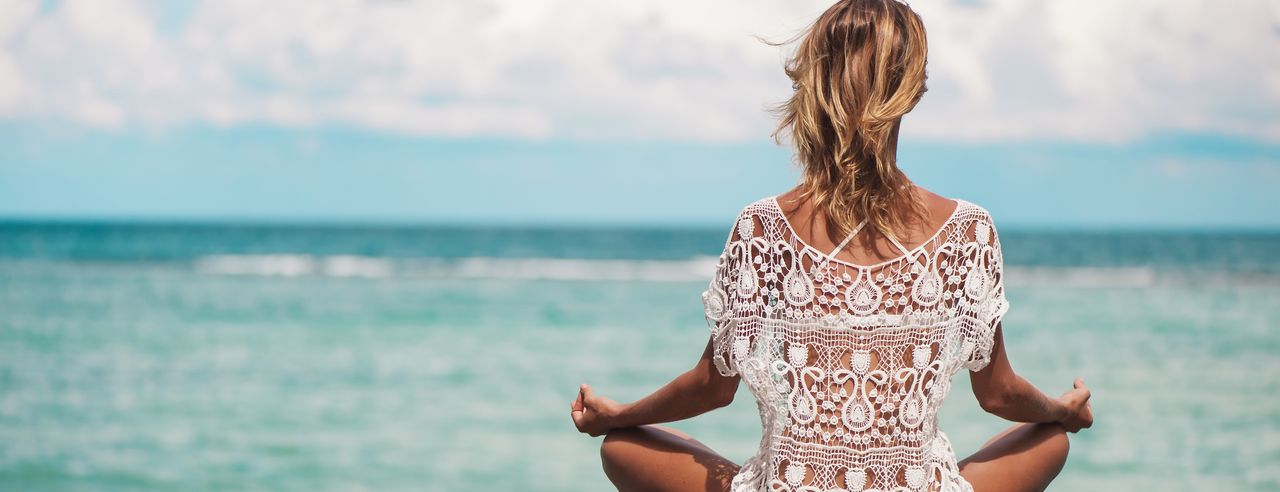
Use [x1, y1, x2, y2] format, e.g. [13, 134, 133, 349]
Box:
[194, 254, 393, 278]
[322, 255, 395, 278]
[191, 255, 719, 282]
[444, 257, 719, 282]
[189, 255, 1278, 287]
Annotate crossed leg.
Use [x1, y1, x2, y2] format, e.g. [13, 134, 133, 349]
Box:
[958, 422, 1071, 492]
[599, 422, 1069, 492]
[600, 425, 738, 492]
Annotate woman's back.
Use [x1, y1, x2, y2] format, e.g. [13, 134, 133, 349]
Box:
[701, 192, 1009, 491]
[574, 3, 1090, 490]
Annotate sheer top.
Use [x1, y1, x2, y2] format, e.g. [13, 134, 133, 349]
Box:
[700, 196, 1009, 492]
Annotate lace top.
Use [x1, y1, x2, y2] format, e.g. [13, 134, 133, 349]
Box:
[700, 196, 1009, 492]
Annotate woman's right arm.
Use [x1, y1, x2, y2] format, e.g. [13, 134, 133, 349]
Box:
[570, 338, 739, 436]
[969, 322, 1093, 432]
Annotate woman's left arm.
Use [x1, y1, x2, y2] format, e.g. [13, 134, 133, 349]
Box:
[570, 338, 740, 436]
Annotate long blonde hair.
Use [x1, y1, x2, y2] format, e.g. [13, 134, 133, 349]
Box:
[772, 0, 930, 244]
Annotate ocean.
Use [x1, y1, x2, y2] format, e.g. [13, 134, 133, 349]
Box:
[1, 222, 1277, 491]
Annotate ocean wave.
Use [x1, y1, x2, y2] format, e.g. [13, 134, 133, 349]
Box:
[183, 255, 1280, 287]
[444, 257, 720, 282]
[191, 255, 720, 282]
[193, 254, 394, 278]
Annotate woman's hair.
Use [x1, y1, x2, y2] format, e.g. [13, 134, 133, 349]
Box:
[772, 0, 930, 244]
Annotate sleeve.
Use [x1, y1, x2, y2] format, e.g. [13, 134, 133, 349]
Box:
[962, 211, 1011, 372]
[700, 207, 748, 378]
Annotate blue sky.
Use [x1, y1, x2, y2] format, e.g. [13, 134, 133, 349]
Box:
[0, 0, 1277, 228]
[4, 124, 1275, 229]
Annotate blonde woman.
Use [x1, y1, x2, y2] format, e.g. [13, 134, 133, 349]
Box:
[570, 1, 1093, 491]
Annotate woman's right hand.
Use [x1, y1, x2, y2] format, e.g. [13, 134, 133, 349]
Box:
[1056, 377, 1093, 433]
[570, 383, 625, 437]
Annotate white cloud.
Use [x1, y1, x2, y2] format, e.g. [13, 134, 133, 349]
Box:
[0, 0, 1276, 142]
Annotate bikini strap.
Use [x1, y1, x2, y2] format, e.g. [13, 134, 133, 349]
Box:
[826, 220, 916, 263]
[826, 219, 869, 258]
[884, 234, 914, 257]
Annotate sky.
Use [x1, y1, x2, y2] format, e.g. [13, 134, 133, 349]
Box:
[0, 0, 1278, 228]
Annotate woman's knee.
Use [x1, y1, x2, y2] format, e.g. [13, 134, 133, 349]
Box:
[601, 427, 663, 489]
[1038, 422, 1070, 469]
[600, 427, 642, 469]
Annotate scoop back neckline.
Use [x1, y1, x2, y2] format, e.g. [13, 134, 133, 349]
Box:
[769, 195, 966, 270]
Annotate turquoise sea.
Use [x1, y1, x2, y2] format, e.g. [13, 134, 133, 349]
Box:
[1, 222, 1278, 491]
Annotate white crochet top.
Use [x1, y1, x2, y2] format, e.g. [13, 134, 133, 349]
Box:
[701, 195, 1009, 492]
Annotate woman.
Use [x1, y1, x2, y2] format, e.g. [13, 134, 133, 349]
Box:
[570, 1, 1093, 491]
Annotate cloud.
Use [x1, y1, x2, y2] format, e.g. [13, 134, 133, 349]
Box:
[0, 0, 1276, 142]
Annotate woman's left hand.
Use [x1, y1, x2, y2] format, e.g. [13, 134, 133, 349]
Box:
[570, 383, 625, 436]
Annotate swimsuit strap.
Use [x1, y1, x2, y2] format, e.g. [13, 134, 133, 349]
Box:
[884, 234, 914, 257]
[825, 219, 916, 263]
[825, 219, 869, 259]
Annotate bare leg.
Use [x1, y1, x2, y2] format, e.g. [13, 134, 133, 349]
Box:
[958, 422, 1071, 492]
[600, 425, 740, 492]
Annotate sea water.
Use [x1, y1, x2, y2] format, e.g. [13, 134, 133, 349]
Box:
[0, 222, 1277, 491]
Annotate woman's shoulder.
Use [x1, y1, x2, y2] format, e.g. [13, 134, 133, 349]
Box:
[948, 196, 999, 228]
[738, 194, 783, 216]
[722, 190, 1002, 237]
[721, 195, 785, 231]
[943, 197, 1005, 251]
[906, 186, 976, 217]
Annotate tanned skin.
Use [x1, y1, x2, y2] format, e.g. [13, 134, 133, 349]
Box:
[571, 185, 1094, 492]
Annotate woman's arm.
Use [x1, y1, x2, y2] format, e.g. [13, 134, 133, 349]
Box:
[969, 323, 1093, 432]
[570, 338, 740, 436]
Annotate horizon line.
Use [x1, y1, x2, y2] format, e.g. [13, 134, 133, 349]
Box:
[1, 214, 1278, 234]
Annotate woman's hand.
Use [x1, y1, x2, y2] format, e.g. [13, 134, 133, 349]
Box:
[570, 383, 626, 437]
[1056, 377, 1093, 433]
